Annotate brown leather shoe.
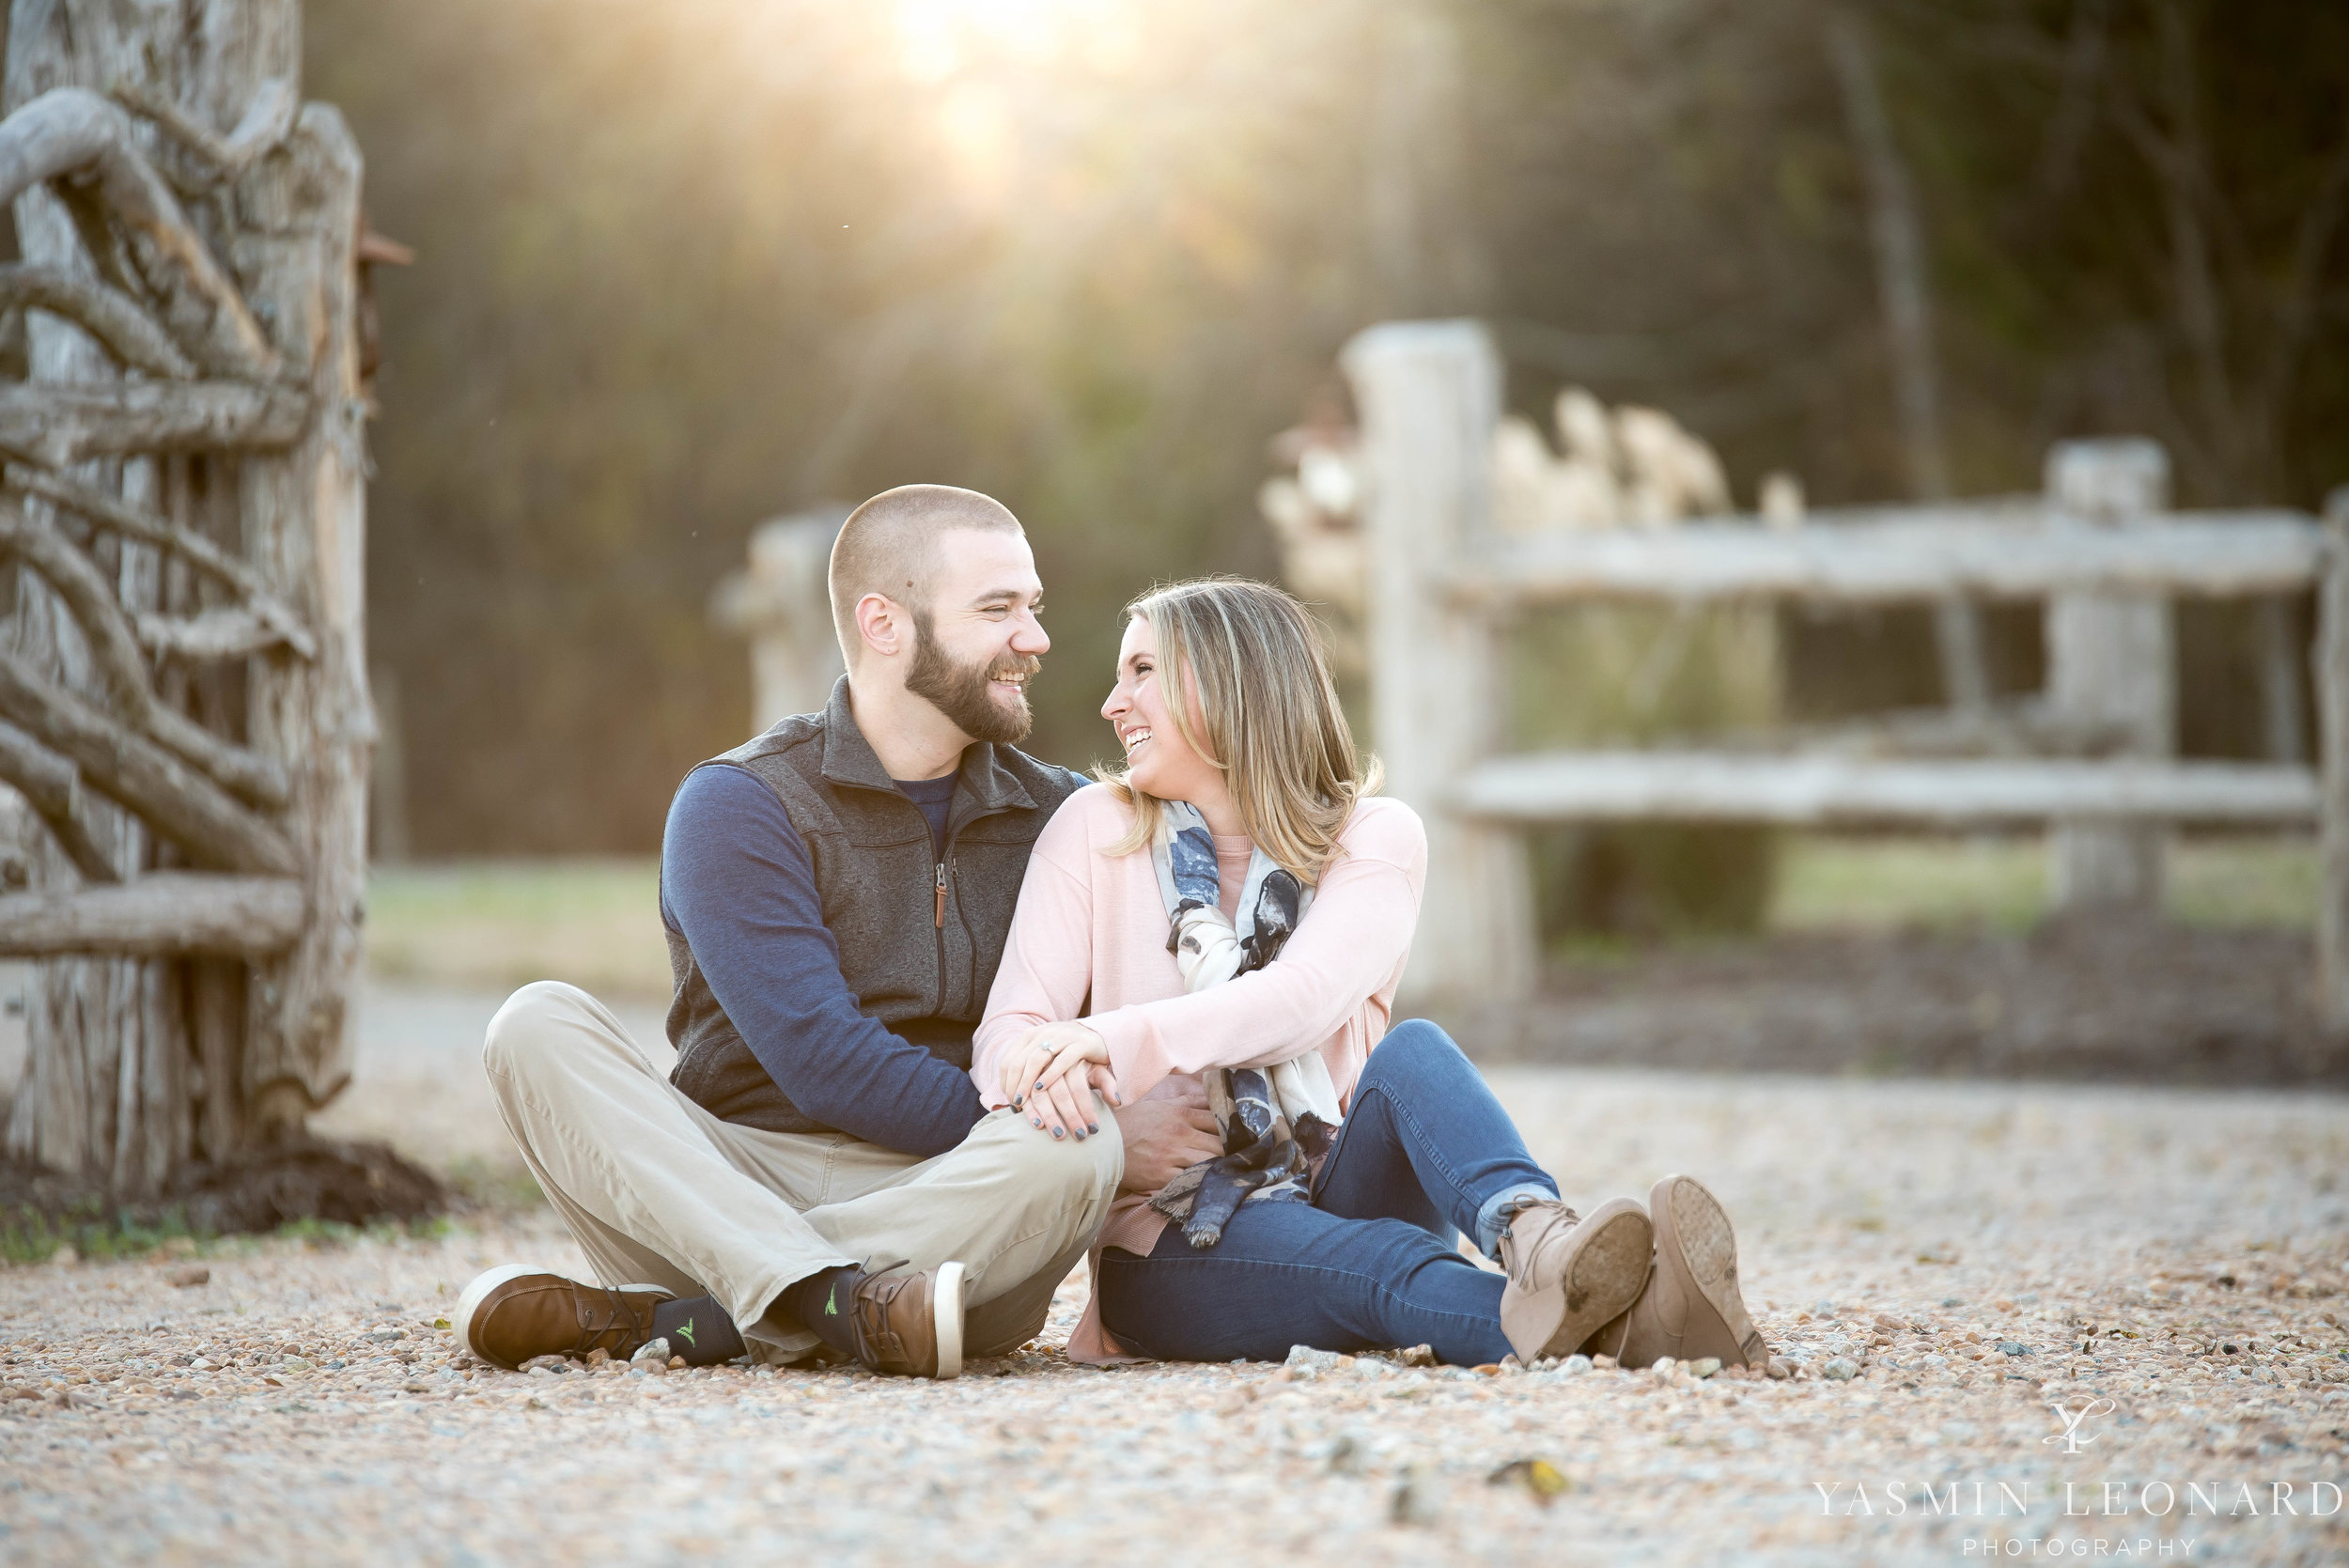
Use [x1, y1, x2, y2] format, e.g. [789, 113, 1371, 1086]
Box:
[1584, 1174, 1767, 1371]
[848, 1260, 968, 1379]
[453, 1264, 674, 1370]
[1497, 1197, 1654, 1365]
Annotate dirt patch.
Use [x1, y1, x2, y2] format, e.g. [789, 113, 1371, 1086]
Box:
[0, 1136, 448, 1255]
[1458, 920, 2346, 1086]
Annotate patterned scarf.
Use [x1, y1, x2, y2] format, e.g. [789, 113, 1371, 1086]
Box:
[1144, 801, 1341, 1249]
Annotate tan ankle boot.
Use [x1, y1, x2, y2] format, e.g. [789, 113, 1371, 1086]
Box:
[1496, 1197, 1653, 1365]
[1583, 1174, 1766, 1370]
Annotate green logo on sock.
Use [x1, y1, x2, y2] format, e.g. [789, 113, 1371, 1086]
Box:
[825, 1285, 839, 1318]
[674, 1319, 697, 1347]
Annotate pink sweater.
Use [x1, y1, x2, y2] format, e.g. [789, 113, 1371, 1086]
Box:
[972, 783, 1427, 1361]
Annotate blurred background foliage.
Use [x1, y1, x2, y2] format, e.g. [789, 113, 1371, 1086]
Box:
[305, 0, 2348, 883]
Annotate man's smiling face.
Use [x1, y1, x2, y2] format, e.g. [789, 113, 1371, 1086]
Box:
[903, 527, 1049, 745]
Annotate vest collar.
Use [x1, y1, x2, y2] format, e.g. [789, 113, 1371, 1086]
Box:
[819, 674, 1039, 817]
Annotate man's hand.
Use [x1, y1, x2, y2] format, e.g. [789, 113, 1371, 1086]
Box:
[1112, 1079, 1224, 1195]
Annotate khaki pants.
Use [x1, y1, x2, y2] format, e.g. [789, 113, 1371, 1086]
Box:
[483, 981, 1123, 1362]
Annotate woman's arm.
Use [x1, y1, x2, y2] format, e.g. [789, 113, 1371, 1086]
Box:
[1083, 802, 1425, 1099]
[971, 823, 1097, 1106]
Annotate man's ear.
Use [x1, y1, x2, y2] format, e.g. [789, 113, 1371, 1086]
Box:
[854, 592, 910, 662]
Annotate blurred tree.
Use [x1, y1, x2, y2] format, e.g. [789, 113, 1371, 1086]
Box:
[309, 0, 1384, 851]
[300, 0, 2347, 860]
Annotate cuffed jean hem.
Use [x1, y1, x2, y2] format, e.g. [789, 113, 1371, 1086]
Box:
[1473, 1181, 1562, 1260]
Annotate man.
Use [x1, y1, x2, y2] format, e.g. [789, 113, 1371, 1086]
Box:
[457, 485, 1224, 1379]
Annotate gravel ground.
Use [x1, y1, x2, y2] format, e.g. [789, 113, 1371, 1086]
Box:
[5, 1018, 2348, 1564]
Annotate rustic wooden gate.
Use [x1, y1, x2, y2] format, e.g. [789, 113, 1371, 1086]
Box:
[0, 0, 370, 1189]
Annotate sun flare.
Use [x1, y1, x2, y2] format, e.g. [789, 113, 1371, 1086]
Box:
[893, 0, 1141, 83]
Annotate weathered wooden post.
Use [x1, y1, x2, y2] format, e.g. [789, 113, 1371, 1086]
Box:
[711, 507, 848, 731]
[1341, 320, 1534, 1001]
[0, 0, 371, 1189]
[2318, 487, 2349, 1036]
[2045, 440, 2174, 913]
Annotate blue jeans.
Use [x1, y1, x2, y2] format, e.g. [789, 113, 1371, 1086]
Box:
[1095, 1019, 1558, 1367]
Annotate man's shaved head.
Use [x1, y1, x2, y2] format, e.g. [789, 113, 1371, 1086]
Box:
[828, 484, 1023, 660]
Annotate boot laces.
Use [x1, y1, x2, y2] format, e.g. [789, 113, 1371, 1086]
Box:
[1496, 1199, 1579, 1277]
[848, 1261, 917, 1368]
[572, 1283, 658, 1358]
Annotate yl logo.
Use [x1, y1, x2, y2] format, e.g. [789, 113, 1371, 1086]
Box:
[2043, 1397, 2119, 1455]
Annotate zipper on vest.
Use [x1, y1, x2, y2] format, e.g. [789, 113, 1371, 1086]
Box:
[934, 860, 947, 928]
[952, 853, 977, 1017]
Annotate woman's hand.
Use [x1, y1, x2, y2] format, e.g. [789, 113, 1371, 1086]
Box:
[1003, 1021, 1122, 1141]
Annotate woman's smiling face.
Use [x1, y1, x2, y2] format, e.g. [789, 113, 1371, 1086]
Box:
[1101, 615, 1221, 802]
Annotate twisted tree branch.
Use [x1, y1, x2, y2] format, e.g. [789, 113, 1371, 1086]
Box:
[4, 462, 315, 659]
[134, 606, 305, 661]
[0, 263, 194, 378]
[0, 87, 278, 380]
[0, 716, 117, 883]
[0, 873, 303, 958]
[112, 79, 298, 185]
[0, 503, 153, 717]
[0, 652, 295, 875]
[0, 380, 305, 465]
[0, 501, 290, 808]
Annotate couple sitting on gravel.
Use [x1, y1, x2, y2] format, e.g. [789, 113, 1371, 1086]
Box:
[454, 485, 1770, 1380]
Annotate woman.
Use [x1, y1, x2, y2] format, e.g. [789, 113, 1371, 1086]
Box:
[972, 578, 1767, 1369]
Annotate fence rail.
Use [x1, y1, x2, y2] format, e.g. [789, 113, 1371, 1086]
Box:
[1444, 510, 2324, 605]
[1455, 753, 2320, 828]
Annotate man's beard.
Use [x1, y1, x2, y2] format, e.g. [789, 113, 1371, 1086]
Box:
[905, 614, 1038, 745]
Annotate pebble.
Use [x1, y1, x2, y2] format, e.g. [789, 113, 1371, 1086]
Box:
[1821, 1357, 1860, 1381]
[1486, 1457, 1571, 1507]
[165, 1265, 210, 1288]
[1388, 1465, 1445, 1528]
[1282, 1344, 1351, 1381]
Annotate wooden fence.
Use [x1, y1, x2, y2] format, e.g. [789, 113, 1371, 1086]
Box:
[1341, 320, 2347, 1029]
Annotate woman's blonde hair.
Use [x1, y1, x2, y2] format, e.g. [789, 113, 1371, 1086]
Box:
[1097, 577, 1380, 884]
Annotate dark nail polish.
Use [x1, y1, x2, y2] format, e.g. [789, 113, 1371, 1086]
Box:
[1051, 1127, 1065, 1140]
[1087, 1124, 1098, 1135]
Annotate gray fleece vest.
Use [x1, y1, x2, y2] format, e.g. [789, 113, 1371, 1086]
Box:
[665, 675, 1086, 1135]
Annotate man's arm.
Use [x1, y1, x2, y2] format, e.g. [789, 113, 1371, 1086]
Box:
[661, 764, 985, 1157]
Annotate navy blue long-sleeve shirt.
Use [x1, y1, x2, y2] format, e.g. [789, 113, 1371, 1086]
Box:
[659, 762, 987, 1157]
